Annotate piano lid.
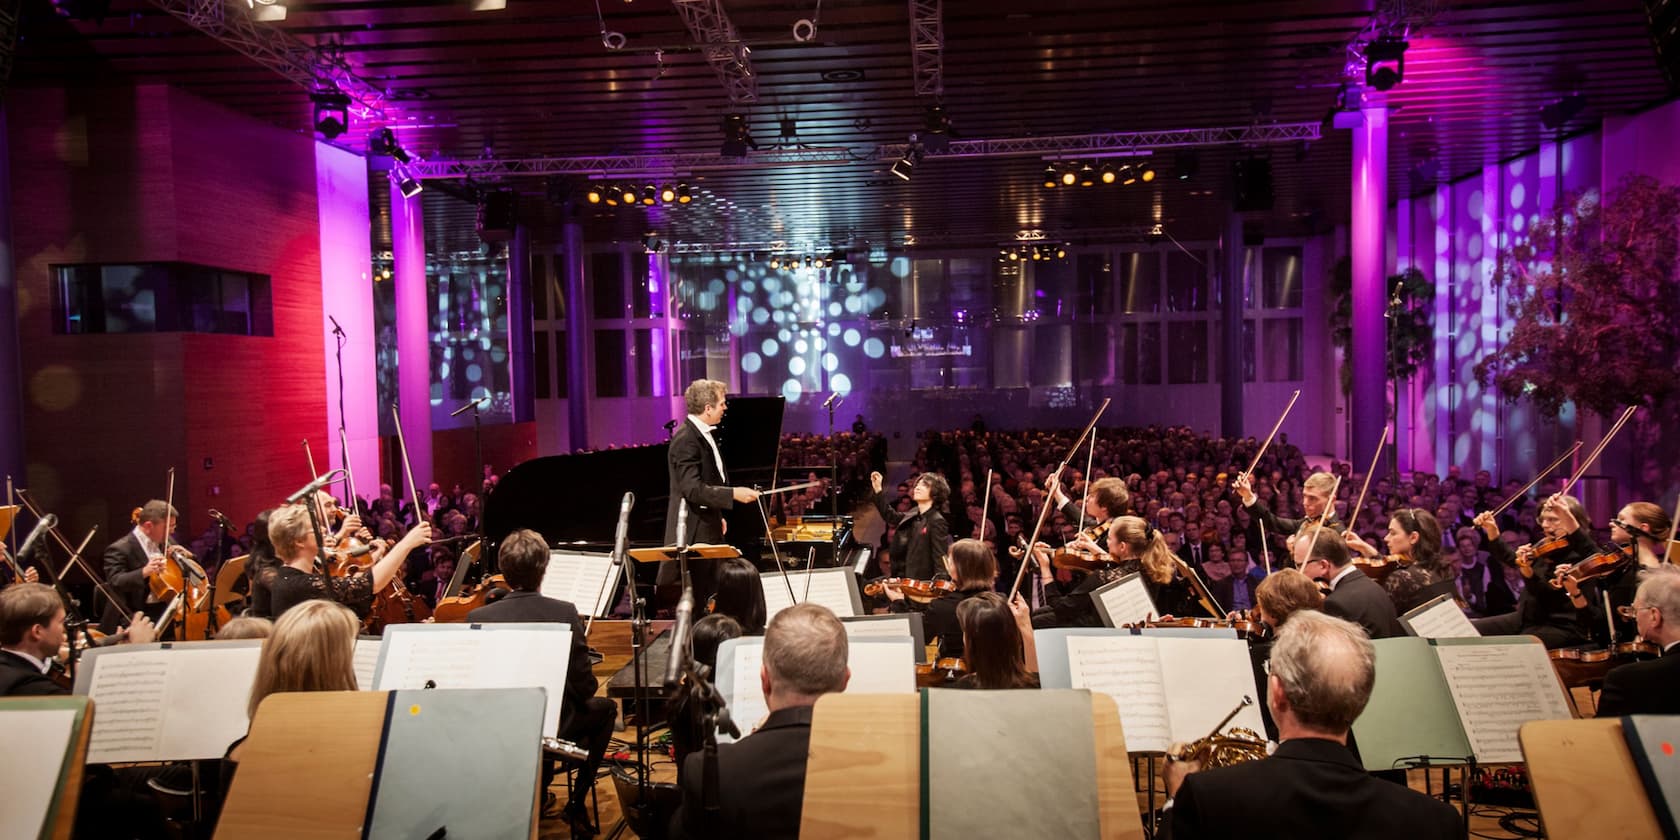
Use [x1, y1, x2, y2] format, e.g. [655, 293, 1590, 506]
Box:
[482, 396, 786, 555]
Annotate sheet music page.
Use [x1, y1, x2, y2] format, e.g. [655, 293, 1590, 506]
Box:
[0, 708, 78, 839]
[1403, 597, 1481, 639]
[719, 638, 914, 744]
[761, 568, 857, 621]
[541, 551, 621, 617]
[841, 616, 914, 639]
[374, 626, 572, 737]
[1154, 637, 1268, 743]
[1065, 635, 1172, 753]
[723, 641, 770, 744]
[1436, 640, 1572, 764]
[1092, 574, 1159, 627]
[85, 649, 170, 763]
[353, 638, 381, 691]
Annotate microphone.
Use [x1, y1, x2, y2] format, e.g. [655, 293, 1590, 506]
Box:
[345, 541, 380, 558]
[822, 392, 840, 409]
[663, 418, 680, 433]
[208, 509, 236, 531]
[675, 499, 689, 551]
[1385, 280, 1404, 318]
[328, 315, 346, 337]
[613, 492, 634, 565]
[16, 514, 57, 562]
[449, 397, 487, 418]
[285, 469, 347, 504]
[666, 587, 693, 687]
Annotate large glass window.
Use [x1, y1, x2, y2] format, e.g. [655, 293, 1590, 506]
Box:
[1118, 252, 1161, 314]
[1165, 250, 1208, 312]
[52, 263, 273, 336]
[1167, 321, 1209, 384]
[1261, 318, 1304, 381]
[1262, 246, 1304, 309]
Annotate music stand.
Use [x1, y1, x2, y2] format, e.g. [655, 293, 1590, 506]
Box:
[0, 504, 16, 543]
[627, 544, 742, 564]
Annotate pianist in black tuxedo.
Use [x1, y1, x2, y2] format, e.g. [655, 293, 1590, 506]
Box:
[99, 499, 177, 633]
[1160, 611, 1460, 840]
[1295, 526, 1405, 640]
[663, 380, 761, 605]
[1597, 566, 1680, 717]
[468, 528, 615, 833]
[671, 602, 851, 840]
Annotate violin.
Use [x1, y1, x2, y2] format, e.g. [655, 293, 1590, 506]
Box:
[1549, 543, 1636, 590]
[431, 573, 508, 623]
[863, 577, 956, 604]
[1125, 616, 1271, 641]
[914, 657, 968, 687]
[1514, 535, 1571, 578]
[1352, 554, 1410, 583]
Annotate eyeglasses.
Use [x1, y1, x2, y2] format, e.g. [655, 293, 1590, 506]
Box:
[1618, 604, 1656, 620]
[1261, 659, 1272, 675]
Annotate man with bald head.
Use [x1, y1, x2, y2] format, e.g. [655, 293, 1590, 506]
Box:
[1161, 611, 1460, 838]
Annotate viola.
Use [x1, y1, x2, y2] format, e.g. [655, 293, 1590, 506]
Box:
[1549, 543, 1636, 590]
[431, 574, 508, 623]
[914, 657, 968, 687]
[366, 576, 434, 634]
[864, 577, 956, 604]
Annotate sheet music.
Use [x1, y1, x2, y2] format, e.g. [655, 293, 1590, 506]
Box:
[374, 625, 571, 737]
[540, 551, 621, 617]
[718, 638, 914, 743]
[353, 637, 381, 691]
[1402, 596, 1481, 639]
[82, 643, 263, 764]
[0, 707, 78, 840]
[1154, 637, 1267, 742]
[761, 568, 858, 621]
[841, 616, 914, 639]
[1065, 635, 1172, 753]
[1090, 573, 1159, 627]
[1436, 641, 1572, 764]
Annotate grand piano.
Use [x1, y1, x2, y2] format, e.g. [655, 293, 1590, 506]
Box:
[477, 396, 787, 606]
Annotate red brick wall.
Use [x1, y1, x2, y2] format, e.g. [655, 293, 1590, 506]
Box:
[10, 83, 327, 549]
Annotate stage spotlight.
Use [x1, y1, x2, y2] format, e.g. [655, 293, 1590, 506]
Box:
[604, 186, 619, 206]
[891, 156, 914, 181]
[641, 185, 656, 205]
[1031, 246, 1043, 261]
[1007, 250, 1019, 261]
[391, 167, 422, 199]
[310, 89, 351, 140]
[1060, 168, 1077, 186]
[370, 128, 410, 164]
[660, 184, 676, 203]
[919, 104, 953, 153]
[1044, 165, 1059, 189]
[586, 184, 603, 204]
[1120, 165, 1137, 185]
[1055, 245, 1067, 259]
[676, 182, 693, 203]
[1174, 150, 1200, 180]
[1364, 36, 1408, 91]
[1139, 163, 1156, 182]
[770, 256, 782, 269]
[1078, 164, 1096, 187]
[620, 185, 638, 205]
[1100, 164, 1116, 185]
[721, 114, 756, 157]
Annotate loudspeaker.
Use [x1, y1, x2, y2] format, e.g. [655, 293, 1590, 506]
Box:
[477, 191, 517, 242]
[1232, 158, 1274, 212]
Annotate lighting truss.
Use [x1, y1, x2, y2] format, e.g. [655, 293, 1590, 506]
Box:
[909, 0, 942, 97]
[404, 122, 1322, 181]
[670, 0, 756, 104]
[403, 147, 856, 180]
[877, 122, 1322, 161]
[145, 0, 387, 119]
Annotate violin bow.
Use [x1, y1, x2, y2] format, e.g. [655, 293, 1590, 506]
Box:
[1667, 491, 1680, 565]
[978, 468, 993, 540]
[5, 475, 18, 572]
[1240, 389, 1302, 480]
[1075, 428, 1099, 535]
[1259, 519, 1271, 577]
[1348, 425, 1391, 536]
[1557, 405, 1638, 497]
[1007, 399, 1110, 602]
[338, 427, 360, 513]
[303, 438, 321, 485]
[390, 405, 428, 527]
[1488, 442, 1582, 517]
[802, 546, 817, 604]
[754, 496, 799, 603]
[14, 489, 127, 628]
[1301, 475, 1343, 574]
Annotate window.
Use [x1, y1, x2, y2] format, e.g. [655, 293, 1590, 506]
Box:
[634, 328, 655, 396]
[1262, 247, 1304, 309]
[1076, 253, 1114, 316]
[1167, 321, 1209, 384]
[1165, 250, 1208, 312]
[534, 330, 551, 400]
[1118, 252, 1161, 314]
[1139, 323, 1163, 385]
[52, 263, 273, 336]
[592, 252, 625, 319]
[1261, 318, 1304, 381]
[595, 330, 626, 397]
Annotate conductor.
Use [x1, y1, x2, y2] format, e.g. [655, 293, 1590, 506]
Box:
[664, 379, 760, 605]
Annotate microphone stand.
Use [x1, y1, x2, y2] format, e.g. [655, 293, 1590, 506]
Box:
[206, 517, 226, 635]
[825, 394, 841, 521]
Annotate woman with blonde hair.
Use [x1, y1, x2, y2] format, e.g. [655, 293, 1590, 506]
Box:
[266, 502, 431, 619]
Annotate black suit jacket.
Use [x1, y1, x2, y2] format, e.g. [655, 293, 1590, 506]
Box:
[1596, 649, 1680, 717]
[1324, 567, 1406, 639]
[874, 495, 950, 581]
[663, 419, 737, 587]
[672, 704, 814, 840]
[466, 591, 599, 725]
[0, 649, 68, 697]
[100, 532, 154, 633]
[1163, 737, 1461, 840]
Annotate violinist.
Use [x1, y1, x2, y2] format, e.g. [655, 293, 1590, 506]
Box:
[1232, 472, 1343, 566]
[1033, 516, 1197, 627]
[1469, 495, 1594, 648]
[2, 583, 158, 696]
[98, 500, 179, 633]
[1595, 566, 1680, 717]
[1294, 525, 1404, 640]
[952, 592, 1039, 690]
[883, 538, 995, 659]
[872, 470, 951, 581]
[1048, 475, 1130, 537]
[1245, 569, 1325, 740]
[244, 508, 281, 619]
[1565, 502, 1672, 645]
[467, 529, 614, 833]
[710, 556, 768, 635]
[1342, 509, 1457, 614]
[266, 503, 431, 619]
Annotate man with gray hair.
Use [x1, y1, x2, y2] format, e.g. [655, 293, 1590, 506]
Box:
[1596, 565, 1680, 716]
[1161, 610, 1460, 839]
[673, 602, 850, 839]
[663, 379, 761, 603]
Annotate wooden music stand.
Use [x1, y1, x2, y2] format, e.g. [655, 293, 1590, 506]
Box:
[1519, 718, 1662, 839]
[213, 555, 247, 611]
[0, 504, 17, 543]
[799, 692, 1143, 840]
[216, 691, 541, 840]
[627, 544, 741, 564]
[0, 696, 93, 840]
